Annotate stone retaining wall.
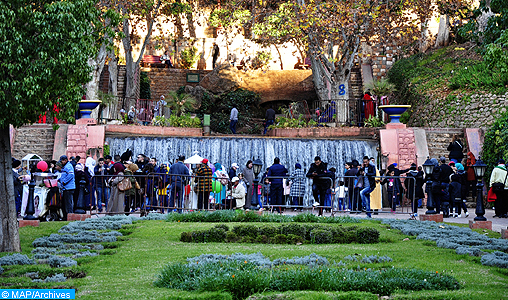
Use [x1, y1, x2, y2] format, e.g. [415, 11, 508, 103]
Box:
[143, 68, 211, 98]
[267, 127, 378, 139]
[410, 93, 508, 130]
[12, 125, 55, 161]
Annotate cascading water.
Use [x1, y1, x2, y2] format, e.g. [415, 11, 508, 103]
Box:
[106, 136, 378, 206]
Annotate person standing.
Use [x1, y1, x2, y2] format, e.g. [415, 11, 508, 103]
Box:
[345, 161, 358, 211]
[12, 160, 23, 216]
[212, 42, 219, 69]
[447, 135, 464, 163]
[229, 106, 238, 134]
[94, 158, 108, 212]
[228, 163, 239, 180]
[466, 151, 477, 198]
[363, 91, 375, 121]
[360, 156, 376, 218]
[107, 164, 126, 214]
[264, 106, 276, 135]
[195, 158, 213, 210]
[438, 157, 453, 217]
[168, 155, 190, 213]
[154, 95, 167, 118]
[267, 157, 288, 214]
[306, 156, 329, 216]
[58, 155, 75, 220]
[489, 159, 508, 218]
[454, 163, 469, 217]
[289, 163, 306, 211]
[404, 163, 424, 217]
[243, 160, 255, 209]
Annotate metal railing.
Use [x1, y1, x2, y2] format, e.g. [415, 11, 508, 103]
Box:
[34, 172, 419, 218]
[309, 99, 367, 126]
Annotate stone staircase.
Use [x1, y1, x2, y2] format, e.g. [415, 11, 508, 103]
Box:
[424, 128, 465, 161]
[349, 67, 364, 100]
[12, 125, 56, 161]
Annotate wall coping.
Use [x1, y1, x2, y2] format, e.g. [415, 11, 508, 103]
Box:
[105, 124, 202, 137]
[267, 127, 379, 139]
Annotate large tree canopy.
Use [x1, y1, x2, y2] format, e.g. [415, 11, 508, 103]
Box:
[0, 0, 100, 252]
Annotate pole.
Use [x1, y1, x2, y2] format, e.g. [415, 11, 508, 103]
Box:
[23, 177, 37, 220]
[425, 177, 436, 214]
[474, 179, 487, 221]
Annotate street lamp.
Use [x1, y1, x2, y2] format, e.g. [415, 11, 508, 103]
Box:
[252, 158, 263, 209]
[422, 157, 436, 215]
[23, 174, 37, 220]
[472, 157, 487, 221]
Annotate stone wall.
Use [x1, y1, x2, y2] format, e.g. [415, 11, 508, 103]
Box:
[423, 128, 465, 161]
[12, 125, 56, 161]
[143, 68, 211, 98]
[410, 93, 508, 130]
[144, 66, 317, 103]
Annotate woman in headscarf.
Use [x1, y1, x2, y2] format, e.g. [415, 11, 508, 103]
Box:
[107, 163, 126, 214]
[212, 163, 228, 207]
[289, 163, 306, 211]
[243, 160, 254, 209]
[84, 157, 96, 210]
[124, 163, 140, 213]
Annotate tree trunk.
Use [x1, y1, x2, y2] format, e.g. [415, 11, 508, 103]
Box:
[419, 19, 430, 52]
[435, 14, 450, 48]
[274, 45, 283, 70]
[186, 11, 196, 38]
[0, 126, 21, 252]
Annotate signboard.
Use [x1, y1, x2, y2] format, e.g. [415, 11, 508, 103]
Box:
[186, 73, 200, 83]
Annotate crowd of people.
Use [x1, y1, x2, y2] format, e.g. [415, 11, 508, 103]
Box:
[11, 136, 508, 220]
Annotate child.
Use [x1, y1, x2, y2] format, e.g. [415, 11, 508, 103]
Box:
[334, 181, 347, 211]
[449, 174, 462, 218]
[261, 177, 271, 206]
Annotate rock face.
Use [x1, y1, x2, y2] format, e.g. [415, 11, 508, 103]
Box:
[199, 63, 240, 94]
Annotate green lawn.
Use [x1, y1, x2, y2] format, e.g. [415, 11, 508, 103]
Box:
[5, 219, 508, 299]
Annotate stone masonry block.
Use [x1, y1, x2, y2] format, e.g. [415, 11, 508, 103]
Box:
[469, 220, 492, 230]
[419, 214, 444, 222]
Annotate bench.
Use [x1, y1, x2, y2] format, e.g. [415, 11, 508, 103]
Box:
[141, 55, 165, 68]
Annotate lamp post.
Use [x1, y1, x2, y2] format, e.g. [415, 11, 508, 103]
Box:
[23, 174, 37, 220]
[472, 157, 487, 221]
[422, 157, 436, 215]
[252, 158, 263, 210]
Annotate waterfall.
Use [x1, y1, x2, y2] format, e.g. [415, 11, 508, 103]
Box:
[106, 136, 378, 206]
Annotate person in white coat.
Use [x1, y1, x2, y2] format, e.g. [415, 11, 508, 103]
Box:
[231, 177, 245, 209]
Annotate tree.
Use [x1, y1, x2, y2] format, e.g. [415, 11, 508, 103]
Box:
[0, 0, 99, 252]
[119, 0, 166, 99]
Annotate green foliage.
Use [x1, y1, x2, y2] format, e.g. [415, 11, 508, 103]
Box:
[152, 116, 171, 127]
[166, 91, 197, 117]
[198, 88, 262, 134]
[458, 0, 508, 45]
[140, 72, 151, 99]
[180, 46, 199, 69]
[388, 46, 508, 108]
[180, 223, 379, 245]
[251, 51, 273, 70]
[169, 114, 202, 128]
[364, 116, 385, 128]
[484, 30, 508, 75]
[103, 145, 110, 156]
[269, 115, 318, 129]
[209, 8, 251, 29]
[399, 111, 410, 124]
[481, 111, 508, 185]
[364, 78, 396, 97]
[165, 210, 360, 224]
[0, 0, 101, 128]
[155, 260, 460, 299]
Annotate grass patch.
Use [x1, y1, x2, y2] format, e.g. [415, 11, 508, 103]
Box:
[3, 217, 506, 299]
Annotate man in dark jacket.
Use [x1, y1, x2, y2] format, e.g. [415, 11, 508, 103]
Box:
[195, 158, 213, 209]
[436, 157, 453, 217]
[267, 157, 288, 213]
[94, 158, 109, 212]
[306, 156, 330, 216]
[12, 160, 23, 216]
[345, 161, 358, 210]
[404, 163, 424, 217]
[359, 156, 376, 218]
[168, 155, 190, 213]
[264, 106, 276, 134]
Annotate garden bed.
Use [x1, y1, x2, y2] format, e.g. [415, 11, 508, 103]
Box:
[180, 223, 379, 245]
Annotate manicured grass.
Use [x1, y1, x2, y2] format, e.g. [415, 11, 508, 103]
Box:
[4, 218, 508, 299]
